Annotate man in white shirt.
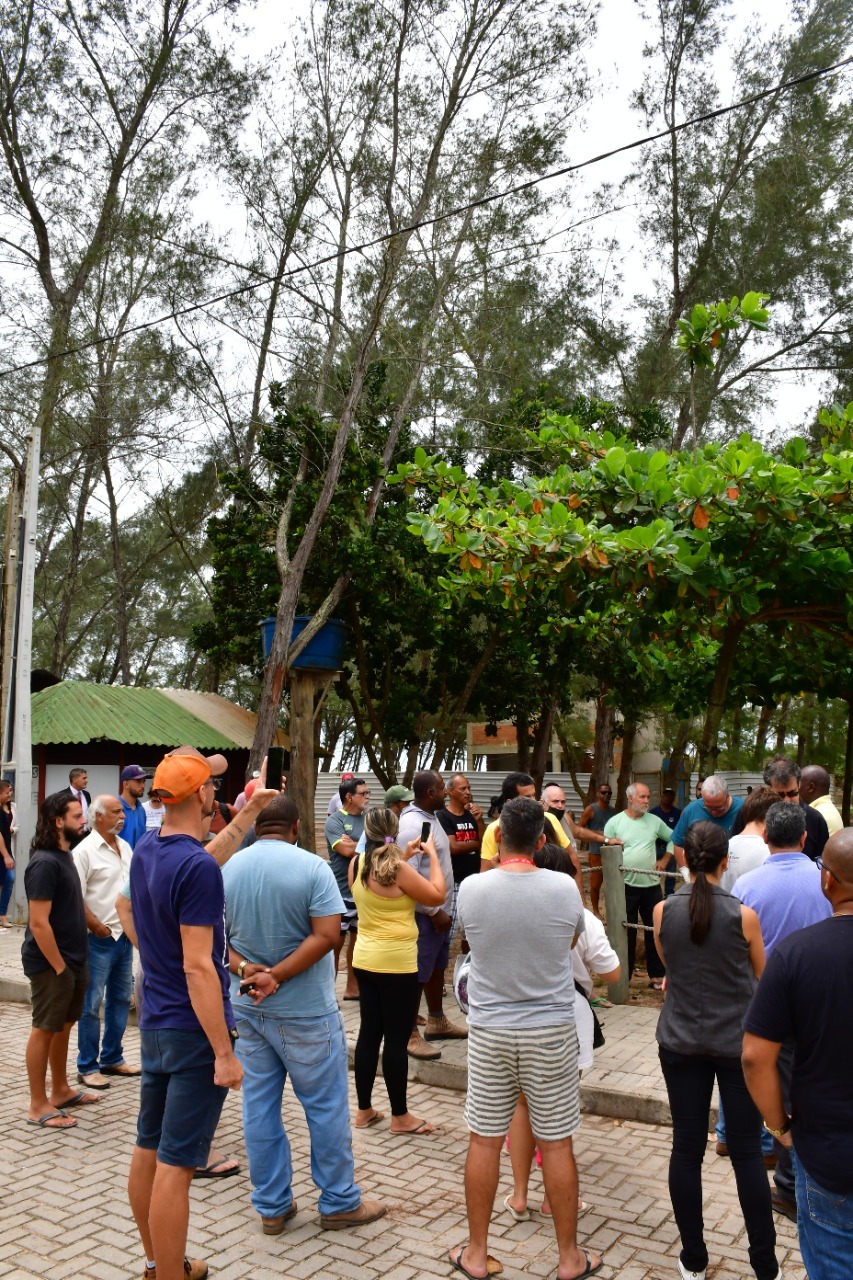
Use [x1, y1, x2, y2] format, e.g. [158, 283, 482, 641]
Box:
[72, 795, 138, 1089]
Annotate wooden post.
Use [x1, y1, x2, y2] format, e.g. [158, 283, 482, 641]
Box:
[601, 844, 630, 1005]
[289, 668, 319, 855]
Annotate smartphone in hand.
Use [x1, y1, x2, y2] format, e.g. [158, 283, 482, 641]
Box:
[266, 746, 285, 793]
[239, 980, 256, 997]
[420, 821, 431, 846]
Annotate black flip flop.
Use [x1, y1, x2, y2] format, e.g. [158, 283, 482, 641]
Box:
[557, 1252, 604, 1279]
[449, 1248, 503, 1279]
[193, 1157, 240, 1179]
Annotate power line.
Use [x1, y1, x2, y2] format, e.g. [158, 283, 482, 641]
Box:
[1, 53, 851, 383]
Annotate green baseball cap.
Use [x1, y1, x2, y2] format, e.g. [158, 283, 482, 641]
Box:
[384, 784, 415, 805]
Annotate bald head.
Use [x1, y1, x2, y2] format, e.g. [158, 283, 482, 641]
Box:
[800, 764, 831, 804]
[822, 829, 853, 883]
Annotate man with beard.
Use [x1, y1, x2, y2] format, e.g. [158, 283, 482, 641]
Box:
[127, 747, 243, 1280]
[22, 792, 91, 1128]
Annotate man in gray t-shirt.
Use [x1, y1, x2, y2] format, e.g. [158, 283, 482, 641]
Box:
[323, 777, 369, 1001]
[452, 798, 601, 1280]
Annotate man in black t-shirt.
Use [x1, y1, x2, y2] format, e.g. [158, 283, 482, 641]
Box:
[743, 827, 853, 1278]
[437, 774, 484, 953]
[22, 793, 91, 1129]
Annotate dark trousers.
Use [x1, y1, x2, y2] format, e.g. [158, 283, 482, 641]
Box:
[659, 1047, 778, 1280]
[353, 968, 418, 1117]
[773, 1041, 796, 1203]
[625, 883, 665, 978]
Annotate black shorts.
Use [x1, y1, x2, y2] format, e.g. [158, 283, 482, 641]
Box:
[30, 963, 89, 1032]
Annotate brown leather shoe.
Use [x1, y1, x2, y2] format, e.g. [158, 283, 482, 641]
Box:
[424, 1014, 468, 1041]
[764, 1153, 778, 1170]
[320, 1196, 387, 1230]
[101, 1062, 141, 1077]
[715, 1141, 729, 1157]
[407, 1031, 441, 1059]
[143, 1260, 208, 1280]
[261, 1202, 298, 1235]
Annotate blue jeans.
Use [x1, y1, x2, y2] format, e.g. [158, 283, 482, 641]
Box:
[235, 1007, 360, 1219]
[0, 864, 14, 915]
[77, 933, 134, 1075]
[716, 1096, 775, 1155]
[793, 1150, 853, 1279]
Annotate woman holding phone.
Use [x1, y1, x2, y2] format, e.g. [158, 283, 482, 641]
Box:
[349, 805, 445, 1135]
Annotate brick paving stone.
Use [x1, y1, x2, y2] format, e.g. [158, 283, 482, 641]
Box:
[1, 992, 807, 1280]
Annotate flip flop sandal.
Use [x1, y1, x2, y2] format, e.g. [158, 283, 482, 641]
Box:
[26, 1110, 77, 1129]
[449, 1248, 503, 1278]
[556, 1251, 604, 1279]
[355, 1111, 385, 1128]
[56, 1090, 100, 1109]
[193, 1158, 240, 1179]
[392, 1119, 434, 1136]
[502, 1194, 530, 1222]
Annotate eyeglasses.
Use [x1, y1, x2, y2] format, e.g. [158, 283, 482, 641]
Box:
[816, 857, 841, 884]
[356, 789, 370, 797]
[772, 787, 800, 799]
[599, 789, 612, 796]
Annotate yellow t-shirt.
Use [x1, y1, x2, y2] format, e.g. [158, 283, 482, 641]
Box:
[480, 811, 569, 862]
[351, 873, 418, 973]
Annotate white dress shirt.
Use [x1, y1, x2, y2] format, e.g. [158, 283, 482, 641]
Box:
[72, 828, 133, 938]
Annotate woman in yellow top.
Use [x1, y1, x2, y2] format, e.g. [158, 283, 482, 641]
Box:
[349, 805, 445, 1135]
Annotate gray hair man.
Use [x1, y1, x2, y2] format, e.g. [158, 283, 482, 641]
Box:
[72, 795, 138, 1089]
[602, 782, 672, 986]
[670, 774, 743, 866]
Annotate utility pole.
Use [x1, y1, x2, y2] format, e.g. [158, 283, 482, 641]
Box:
[2, 428, 41, 917]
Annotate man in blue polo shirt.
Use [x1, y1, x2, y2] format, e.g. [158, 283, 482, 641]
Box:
[127, 747, 243, 1280]
[671, 775, 743, 866]
[736, 801, 831, 1225]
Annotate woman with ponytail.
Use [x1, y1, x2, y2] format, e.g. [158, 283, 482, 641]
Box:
[652, 821, 780, 1280]
[348, 805, 445, 1134]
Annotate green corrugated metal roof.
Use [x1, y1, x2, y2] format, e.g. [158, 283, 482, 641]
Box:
[31, 682, 243, 749]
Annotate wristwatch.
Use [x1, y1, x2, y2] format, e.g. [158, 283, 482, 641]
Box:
[763, 1116, 791, 1138]
[237, 959, 248, 979]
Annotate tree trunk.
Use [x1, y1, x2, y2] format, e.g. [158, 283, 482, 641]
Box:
[753, 702, 775, 767]
[515, 708, 530, 771]
[662, 718, 693, 792]
[843, 695, 853, 827]
[529, 696, 558, 792]
[615, 717, 637, 811]
[101, 457, 131, 685]
[589, 694, 616, 800]
[774, 696, 791, 754]
[697, 620, 745, 776]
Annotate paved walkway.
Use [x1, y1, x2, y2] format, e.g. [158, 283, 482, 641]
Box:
[1, 996, 805, 1280]
[0, 927, 680, 1125]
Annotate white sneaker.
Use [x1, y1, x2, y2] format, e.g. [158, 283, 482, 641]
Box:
[677, 1262, 705, 1280]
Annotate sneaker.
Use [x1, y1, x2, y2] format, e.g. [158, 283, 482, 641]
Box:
[677, 1262, 705, 1280]
[423, 1014, 468, 1041]
[407, 1031, 441, 1059]
[261, 1202, 297, 1235]
[715, 1141, 729, 1157]
[143, 1260, 208, 1280]
[320, 1196, 387, 1230]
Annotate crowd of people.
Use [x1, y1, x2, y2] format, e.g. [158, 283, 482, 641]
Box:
[11, 751, 850, 1280]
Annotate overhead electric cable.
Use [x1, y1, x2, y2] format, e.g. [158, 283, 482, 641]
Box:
[0, 53, 850, 383]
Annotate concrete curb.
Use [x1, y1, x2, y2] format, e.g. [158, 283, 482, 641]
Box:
[2, 979, 714, 1129]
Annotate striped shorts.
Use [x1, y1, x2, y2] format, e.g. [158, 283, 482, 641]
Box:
[464, 1022, 580, 1142]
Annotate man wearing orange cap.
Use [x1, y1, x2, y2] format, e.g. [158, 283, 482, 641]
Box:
[126, 748, 243, 1280]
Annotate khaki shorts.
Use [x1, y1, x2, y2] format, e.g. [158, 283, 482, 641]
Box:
[30, 963, 89, 1032]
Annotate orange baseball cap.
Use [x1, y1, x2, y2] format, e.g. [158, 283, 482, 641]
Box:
[151, 745, 227, 804]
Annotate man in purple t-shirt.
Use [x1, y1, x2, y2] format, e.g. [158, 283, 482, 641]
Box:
[127, 747, 243, 1280]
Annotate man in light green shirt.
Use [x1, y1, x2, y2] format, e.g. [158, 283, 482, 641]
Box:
[603, 782, 672, 987]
